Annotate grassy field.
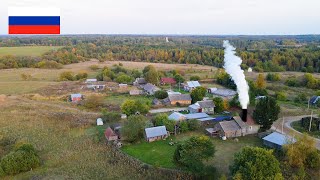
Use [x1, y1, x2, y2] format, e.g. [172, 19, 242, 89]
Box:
[291, 120, 320, 138]
[122, 131, 263, 175]
[0, 46, 62, 57]
[0, 97, 185, 179]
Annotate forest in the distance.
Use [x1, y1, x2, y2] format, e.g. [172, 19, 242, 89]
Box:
[0, 35, 320, 73]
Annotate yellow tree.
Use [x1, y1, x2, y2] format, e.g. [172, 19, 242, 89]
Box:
[256, 73, 266, 89]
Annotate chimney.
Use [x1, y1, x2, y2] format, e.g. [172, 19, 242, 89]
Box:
[242, 109, 247, 122]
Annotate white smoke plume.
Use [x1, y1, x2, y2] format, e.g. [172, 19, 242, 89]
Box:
[223, 40, 249, 109]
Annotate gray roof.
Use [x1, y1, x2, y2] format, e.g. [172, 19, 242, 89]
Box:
[219, 120, 241, 132]
[135, 78, 146, 84]
[189, 104, 200, 110]
[197, 100, 215, 108]
[187, 81, 201, 88]
[168, 112, 186, 121]
[263, 132, 295, 146]
[145, 126, 167, 138]
[197, 117, 215, 121]
[168, 94, 192, 101]
[233, 116, 248, 129]
[185, 112, 209, 120]
[143, 83, 159, 92]
[210, 88, 236, 97]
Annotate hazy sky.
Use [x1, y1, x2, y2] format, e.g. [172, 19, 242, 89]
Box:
[1, 0, 320, 35]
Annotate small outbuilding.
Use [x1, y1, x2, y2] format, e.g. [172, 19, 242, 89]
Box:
[208, 88, 237, 99]
[262, 132, 295, 149]
[145, 126, 169, 142]
[129, 89, 144, 96]
[183, 81, 201, 92]
[133, 78, 147, 86]
[105, 127, 118, 141]
[85, 79, 97, 83]
[168, 94, 192, 105]
[309, 96, 320, 106]
[70, 94, 82, 102]
[215, 120, 242, 138]
[195, 100, 215, 114]
[96, 118, 103, 126]
[160, 77, 177, 85]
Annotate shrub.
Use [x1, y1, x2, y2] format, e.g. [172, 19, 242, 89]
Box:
[59, 71, 74, 81]
[89, 65, 99, 70]
[75, 72, 88, 80]
[83, 95, 104, 109]
[190, 75, 200, 81]
[154, 90, 168, 99]
[179, 121, 188, 133]
[0, 143, 40, 176]
[115, 74, 133, 83]
[276, 91, 287, 101]
[121, 115, 148, 142]
[266, 73, 281, 81]
[187, 119, 200, 131]
[20, 73, 32, 81]
[101, 109, 121, 122]
[121, 100, 150, 116]
[36, 60, 63, 69]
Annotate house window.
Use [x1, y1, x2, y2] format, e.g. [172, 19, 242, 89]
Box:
[249, 126, 252, 130]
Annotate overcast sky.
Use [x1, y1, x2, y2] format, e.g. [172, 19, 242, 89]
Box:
[1, 0, 320, 35]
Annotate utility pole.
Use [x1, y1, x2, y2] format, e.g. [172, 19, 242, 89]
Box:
[309, 110, 314, 132]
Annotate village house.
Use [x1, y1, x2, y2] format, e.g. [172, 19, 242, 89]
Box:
[145, 126, 169, 142]
[168, 94, 192, 105]
[183, 81, 201, 92]
[262, 132, 295, 149]
[129, 89, 144, 96]
[133, 78, 147, 86]
[70, 94, 82, 102]
[214, 116, 260, 138]
[215, 120, 242, 138]
[185, 112, 214, 125]
[208, 88, 237, 99]
[189, 100, 215, 114]
[167, 90, 181, 95]
[142, 83, 160, 95]
[105, 127, 118, 141]
[160, 77, 176, 85]
[119, 83, 128, 88]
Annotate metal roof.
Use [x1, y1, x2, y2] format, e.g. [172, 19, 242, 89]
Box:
[197, 117, 215, 121]
[211, 88, 236, 97]
[219, 120, 241, 132]
[310, 96, 320, 105]
[145, 126, 167, 138]
[185, 112, 209, 120]
[168, 94, 192, 101]
[262, 132, 295, 146]
[168, 112, 186, 121]
[197, 100, 215, 108]
[213, 116, 232, 121]
[186, 81, 201, 88]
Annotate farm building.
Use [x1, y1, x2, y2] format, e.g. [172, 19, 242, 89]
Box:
[309, 96, 320, 106]
[262, 132, 295, 149]
[208, 88, 237, 99]
[160, 77, 176, 85]
[70, 94, 82, 102]
[214, 116, 260, 138]
[133, 78, 147, 86]
[142, 83, 160, 95]
[129, 89, 144, 96]
[248, 67, 253, 72]
[105, 127, 118, 141]
[168, 112, 187, 122]
[145, 126, 169, 142]
[85, 79, 97, 83]
[215, 120, 242, 138]
[168, 94, 192, 105]
[189, 100, 215, 114]
[185, 112, 214, 124]
[96, 118, 103, 126]
[188, 104, 201, 113]
[183, 81, 201, 92]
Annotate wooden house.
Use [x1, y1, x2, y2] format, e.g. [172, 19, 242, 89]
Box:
[168, 94, 192, 105]
[145, 126, 169, 142]
[105, 127, 118, 141]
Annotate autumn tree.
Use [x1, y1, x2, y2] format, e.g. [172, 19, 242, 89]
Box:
[190, 87, 207, 103]
[121, 115, 148, 142]
[231, 147, 283, 180]
[212, 97, 224, 113]
[253, 96, 280, 131]
[144, 65, 159, 85]
[121, 100, 150, 116]
[255, 73, 266, 89]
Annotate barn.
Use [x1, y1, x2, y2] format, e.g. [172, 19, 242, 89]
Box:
[145, 126, 169, 142]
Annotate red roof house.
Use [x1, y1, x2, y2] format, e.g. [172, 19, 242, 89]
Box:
[105, 127, 118, 141]
[160, 77, 176, 85]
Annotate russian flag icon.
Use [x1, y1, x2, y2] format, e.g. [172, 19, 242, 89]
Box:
[8, 7, 60, 35]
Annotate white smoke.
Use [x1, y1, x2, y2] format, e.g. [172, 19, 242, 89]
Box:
[223, 40, 249, 109]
